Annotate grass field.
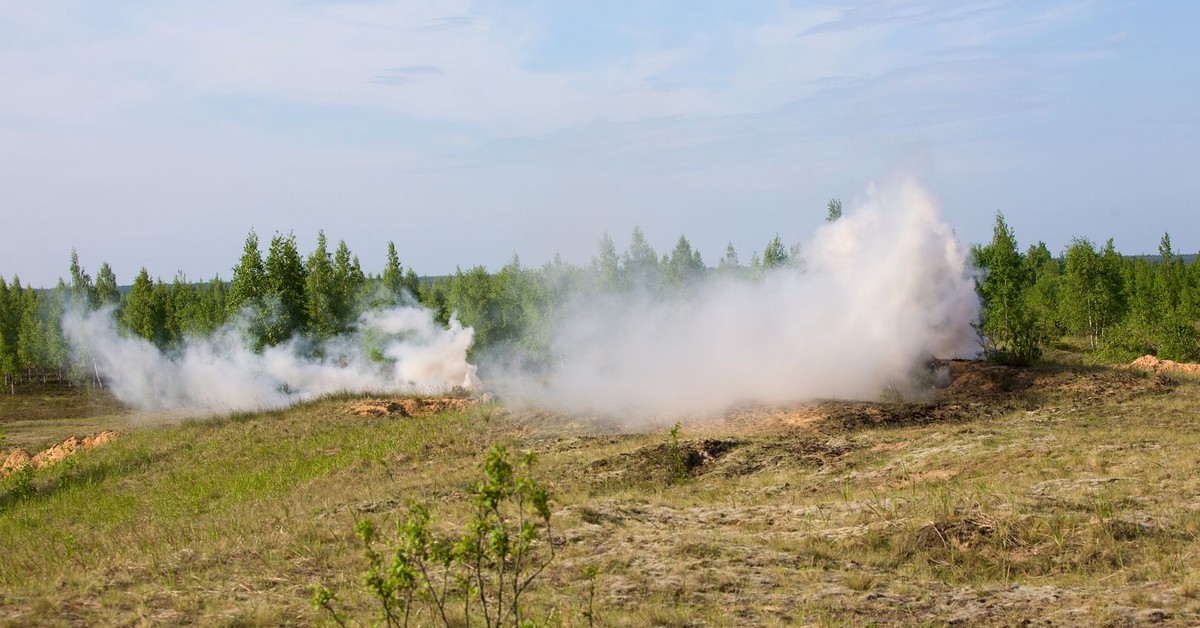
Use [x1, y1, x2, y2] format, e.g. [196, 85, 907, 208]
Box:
[2, 361, 1199, 626]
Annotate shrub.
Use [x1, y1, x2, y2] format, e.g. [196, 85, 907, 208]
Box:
[315, 443, 555, 627]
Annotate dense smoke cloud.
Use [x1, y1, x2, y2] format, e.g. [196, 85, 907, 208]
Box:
[490, 180, 979, 419]
[62, 305, 479, 414]
[62, 180, 976, 420]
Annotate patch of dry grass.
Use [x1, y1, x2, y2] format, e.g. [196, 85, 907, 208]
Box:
[1, 364, 1199, 625]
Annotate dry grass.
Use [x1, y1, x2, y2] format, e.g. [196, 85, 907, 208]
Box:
[1, 362, 1199, 625]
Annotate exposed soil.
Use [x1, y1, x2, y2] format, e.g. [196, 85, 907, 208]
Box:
[571, 359, 1180, 493]
[584, 437, 742, 485]
[1130, 354, 1200, 376]
[346, 396, 484, 417]
[700, 359, 1176, 435]
[0, 431, 117, 478]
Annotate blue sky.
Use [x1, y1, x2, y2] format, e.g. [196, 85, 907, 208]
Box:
[1, 1, 1198, 287]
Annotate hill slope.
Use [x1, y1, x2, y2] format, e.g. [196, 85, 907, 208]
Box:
[1, 362, 1199, 625]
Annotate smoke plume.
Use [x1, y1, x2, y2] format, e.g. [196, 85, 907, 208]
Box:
[489, 180, 979, 418]
[62, 180, 976, 421]
[62, 305, 479, 414]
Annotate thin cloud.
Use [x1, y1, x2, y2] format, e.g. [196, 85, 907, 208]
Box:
[798, 1, 1006, 36]
[371, 65, 445, 86]
[418, 16, 476, 32]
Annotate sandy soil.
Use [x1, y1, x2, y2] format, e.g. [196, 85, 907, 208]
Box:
[1, 431, 117, 478]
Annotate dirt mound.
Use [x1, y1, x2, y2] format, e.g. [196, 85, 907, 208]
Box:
[347, 396, 482, 417]
[586, 438, 741, 486]
[1, 448, 32, 476]
[936, 360, 1173, 404]
[939, 360, 1030, 396]
[1, 431, 117, 479]
[1129, 355, 1200, 376]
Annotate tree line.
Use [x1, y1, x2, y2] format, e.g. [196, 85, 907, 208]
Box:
[0, 215, 819, 392]
[973, 212, 1200, 364]
[1, 202, 1197, 391]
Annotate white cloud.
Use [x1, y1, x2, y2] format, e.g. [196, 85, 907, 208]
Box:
[4, 0, 1193, 288]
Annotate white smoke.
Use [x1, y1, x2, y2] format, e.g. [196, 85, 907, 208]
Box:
[491, 179, 979, 418]
[62, 304, 479, 414]
[62, 180, 976, 420]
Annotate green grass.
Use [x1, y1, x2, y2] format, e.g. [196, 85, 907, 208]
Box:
[2, 365, 1200, 625]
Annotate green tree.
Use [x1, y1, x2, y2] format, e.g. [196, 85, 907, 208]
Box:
[16, 285, 45, 375]
[68, 249, 97, 308]
[524, 254, 584, 366]
[185, 276, 227, 336]
[762, 234, 790, 269]
[1159, 232, 1174, 263]
[493, 255, 539, 354]
[717, 242, 740, 275]
[304, 231, 338, 340]
[402, 268, 421, 301]
[0, 277, 16, 391]
[1060, 238, 1125, 349]
[1155, 232, 1186, 313]
[441, 257, 539, 359]
[1117, 257, 1160, 356]
[45, 283, 71, 377]
[262, 231, 309, 346]
[1152, 233, 1198, 360]
[623, 226, 660, 288]
[1023, 244, 1065, 340]
[95, 262, 120, 307]
[972, 212, 1044, 364]
[593, 233, 622, 292]
[664, 235, 705, 289]
[165, 272, 198, 344]
[448, 266, 494, 349]
[826, 198, 843, 222]
[418, 277, 452, 326]
[381, 241, 406, 299]
[121, 268, 164, 344]
[446, 262, 534, 357]
[227, 229, 265, 317]
[330, 239, 366, 334]
[1186, 252, 1200, 322]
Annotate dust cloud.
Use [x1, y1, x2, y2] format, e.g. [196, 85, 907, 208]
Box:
[490, 180, 979, 419]
[62, 305, 479, 415]
[62, 180, 977, 420]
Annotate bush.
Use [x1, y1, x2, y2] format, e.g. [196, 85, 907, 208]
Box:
[315, 443, 555, 627]
[1157, 318, 1200, 362]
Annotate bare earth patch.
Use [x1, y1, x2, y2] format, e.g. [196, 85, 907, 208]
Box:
[1130, 354, 1200, 376]
[1, 431, 117, 478]
[346, 396, 482, 417]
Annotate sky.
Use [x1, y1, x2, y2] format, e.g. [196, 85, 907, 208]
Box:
[1, 0, 1198, 288]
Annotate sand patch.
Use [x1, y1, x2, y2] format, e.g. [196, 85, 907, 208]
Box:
[1, 431, 118, 478]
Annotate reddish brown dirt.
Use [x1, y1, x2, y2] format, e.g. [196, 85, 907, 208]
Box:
[1, 431, 117, 478]
[1, 448, 31, 476]
[347, 397, 480, 418]
[941, 359, 1029, 395]
[1129, 354, 1200, 376]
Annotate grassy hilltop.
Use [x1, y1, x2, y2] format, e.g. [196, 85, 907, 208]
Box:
[2, 360, 1200, 626]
